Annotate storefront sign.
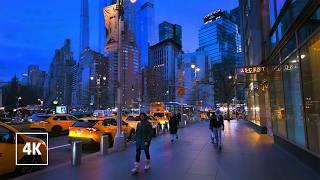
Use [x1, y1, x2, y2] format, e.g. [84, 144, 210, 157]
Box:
[238, 66, 266, 74]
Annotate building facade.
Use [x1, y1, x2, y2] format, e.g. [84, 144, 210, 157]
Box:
[103, 3, 142, 109]
[148, 39, 182, 102]
[159, 21, 182, 46]
[72, 49, 109, 109]
[107, 43, 141, 109]
[45, 39, 76, 107]
[199, 10, 240, 65]
[27, 65, 46, 97]
[240, 0, 320, 171]
[181, 52, 214, 109]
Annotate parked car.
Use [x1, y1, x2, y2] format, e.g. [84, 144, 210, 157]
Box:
[30, 114, 78, 136]
[69, 117, 135, 148]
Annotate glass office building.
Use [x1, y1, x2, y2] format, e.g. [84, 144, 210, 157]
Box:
[241, 0, 320, 171]
[199, 10, 240, 64]
[159, 21, 182, 46]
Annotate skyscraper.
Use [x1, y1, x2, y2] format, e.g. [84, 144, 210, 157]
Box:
[45, 39, 76, 106]
[27, 65, 46, 97]
[73, 49, 109, 108]
[148, 39, 182, 102]
[199, 10, 240, 64]
[159, 21, 182, 46]
[103, 3, 141, 108]
[80, 0, 90, 53]
[136, 0, 156, 66]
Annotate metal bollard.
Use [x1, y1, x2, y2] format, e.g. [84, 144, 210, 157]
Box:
[100, 135, 109, 156]
[71, 141, 82, 166]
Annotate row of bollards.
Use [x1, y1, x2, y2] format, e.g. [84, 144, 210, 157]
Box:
[71, 135, 110, 166]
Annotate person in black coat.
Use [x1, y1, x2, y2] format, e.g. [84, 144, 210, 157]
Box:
[209, 112, 217, 143]
[169, 114, 179, 142]
[209, 111, 224, 149]
[131, 113, 153, 173]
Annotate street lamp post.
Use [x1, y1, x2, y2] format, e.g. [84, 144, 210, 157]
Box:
[114, 0, 125, 151]
[90, 75, 107, 109]
[191, 64, 200, 121]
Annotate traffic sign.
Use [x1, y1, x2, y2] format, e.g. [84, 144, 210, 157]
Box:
[177, 87, 185, 98]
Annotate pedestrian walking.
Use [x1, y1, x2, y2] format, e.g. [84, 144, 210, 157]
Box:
[209, 111, 224, 150]
[169, 114, 179, 142]
[209, 112, 216, 143]
[131, 112, 153, 174]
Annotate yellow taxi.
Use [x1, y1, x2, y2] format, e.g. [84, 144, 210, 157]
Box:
[152, 111, 170, 125]
[30, 114, 78, 136]
[200, 112, 208, 120]
[124, 114, 158, 129]
[0, 122, 47, 175]
[68, 117, 135, 147]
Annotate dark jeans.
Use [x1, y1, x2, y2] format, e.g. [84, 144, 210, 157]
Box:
[136, 143, 150, 162]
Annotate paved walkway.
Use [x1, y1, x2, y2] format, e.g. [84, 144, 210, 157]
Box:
[16, 120, 320, 180]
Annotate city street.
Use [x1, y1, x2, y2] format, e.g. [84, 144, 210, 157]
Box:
[14, 120, 320, 180]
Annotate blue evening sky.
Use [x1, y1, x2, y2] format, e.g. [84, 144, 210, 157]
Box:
[0, 0, 238, 81]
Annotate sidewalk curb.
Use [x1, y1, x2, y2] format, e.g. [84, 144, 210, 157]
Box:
[13, 143, 135, 180]
[13, 151, 100, 180]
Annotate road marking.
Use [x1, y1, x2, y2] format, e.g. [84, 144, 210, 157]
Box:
[48, 144, 70, 150]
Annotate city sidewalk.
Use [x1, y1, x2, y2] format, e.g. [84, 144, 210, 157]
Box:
[16, 120, 319, 180]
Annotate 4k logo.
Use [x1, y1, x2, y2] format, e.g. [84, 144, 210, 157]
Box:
[16, 132, 48, 166]
[23, 142, 42, 155]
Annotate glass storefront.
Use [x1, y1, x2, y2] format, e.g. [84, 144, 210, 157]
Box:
[269, 66, 287, 137]
[300, 31, 320, 153]
[267, 4, 320, 155]
[246, 82, 261, 126]
[282, 51, 305, 146]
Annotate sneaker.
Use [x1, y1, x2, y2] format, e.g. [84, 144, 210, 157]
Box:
[131, 162, 139, 174]
[219, 145, 222, 150]
[144, 160, 150, 170]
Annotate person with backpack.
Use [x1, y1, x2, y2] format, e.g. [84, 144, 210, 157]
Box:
[209, 111, 224, 150]
[131, 112, 153, 174]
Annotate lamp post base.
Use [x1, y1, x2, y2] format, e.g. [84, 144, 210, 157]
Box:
[113, 133, 126, 152]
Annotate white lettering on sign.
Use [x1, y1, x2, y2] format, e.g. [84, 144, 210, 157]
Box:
[239, 66, 266, 74]
[23, 142, 42, 155]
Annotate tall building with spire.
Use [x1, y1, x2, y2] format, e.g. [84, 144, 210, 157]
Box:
[80, 0, 90, 53]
